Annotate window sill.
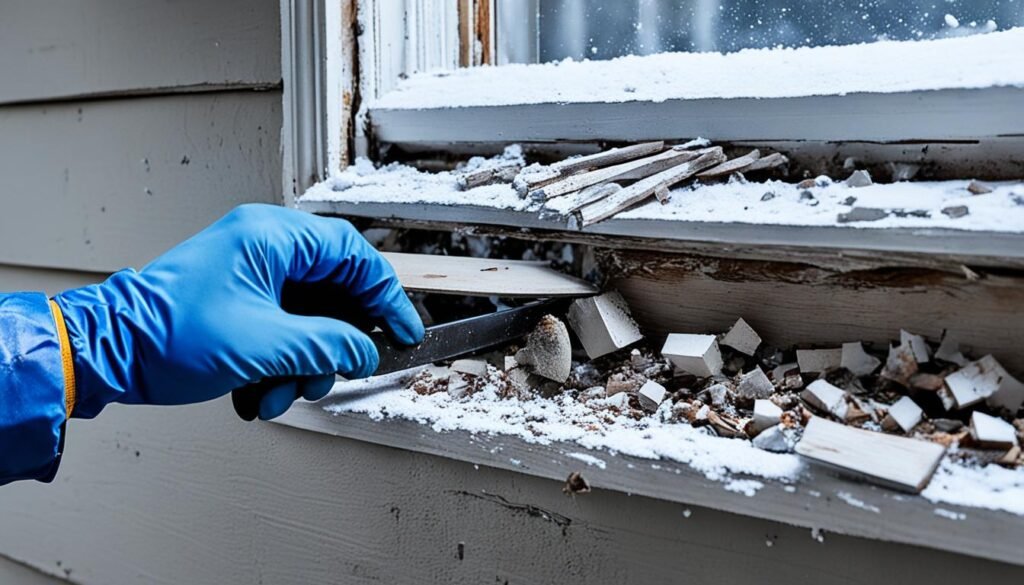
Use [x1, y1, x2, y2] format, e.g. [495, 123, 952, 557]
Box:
[272, 374, 1024, 567]
[299, 177, 1024, 269]
[366, 30, 1024, 146]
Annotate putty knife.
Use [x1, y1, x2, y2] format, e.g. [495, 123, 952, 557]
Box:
[232, 298, 567, 421]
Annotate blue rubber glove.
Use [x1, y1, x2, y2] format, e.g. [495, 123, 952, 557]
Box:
[54, 205, 424, 420]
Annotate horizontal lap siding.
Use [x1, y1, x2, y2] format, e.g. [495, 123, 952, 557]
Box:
[0, 90, 282, 272]
[0, 0, 280, 105]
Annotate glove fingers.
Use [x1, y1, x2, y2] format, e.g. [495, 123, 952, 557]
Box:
[298, 373, 336, 401]
[258, 379, 300, 420]
[282, 213, 425, 347]
[273, 313, 380, 380]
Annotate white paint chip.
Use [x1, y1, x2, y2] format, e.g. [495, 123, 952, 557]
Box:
[943, 355, 1006, 410]
[900, 330, 932, 363]
[737, 367, 774, 401]
[970, 412, 1018, 450]
[637, 380, 668, 413]
[721, 318, 762, 356]
[566, 291, 644, 359]
[451, 358, 489, 378]
[801, 379, 848, 419]
[882, 396, 924, 434]
[661, 333, 723, 377]
[796, 348, 842, 374]
[935, 332, 969, 366]
[841, 342, 881, 376]
[750, 399, 783, 436]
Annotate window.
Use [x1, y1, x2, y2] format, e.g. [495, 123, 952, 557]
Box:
[286, 0, 1024, 265]
[508, 0, 1020, 62]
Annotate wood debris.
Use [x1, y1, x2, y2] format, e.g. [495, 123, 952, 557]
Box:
[942, 355, 1006, 410]
[552, 141, 665, 175]
[575, 148, 726, 227]
[695, 149, 761, 179]
[567, 291, 644, 359]
[531, 148, 702, 201]
[881, 396, 924, 434]
[661, 333, 724, 377]
[970, 411, 1019, 450]
[748, 399, 783, 436]
[737, 367, 774, 401]
[841, 342, 881, 376]
[451, 358, 489, 378]
[563, 471, 592, 495]
[881, 342, 919, 387]
[743, 152, 789, 173]
[796, 348, 842, 374]
[721, 318, 762, 356]
[796, 417, 946, 493]
[637, 380, 668, 412]
[801, 379, 849, 419]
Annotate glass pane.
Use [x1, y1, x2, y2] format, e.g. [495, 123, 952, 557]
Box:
[534, 0, 1023, 61]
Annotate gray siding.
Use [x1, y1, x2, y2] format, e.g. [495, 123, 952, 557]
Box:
[0, 91, 282, 272]
[0, 0, 281, 105]
[0, 402, 1019, 584]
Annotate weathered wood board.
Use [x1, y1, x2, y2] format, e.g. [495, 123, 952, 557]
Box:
[383, 252, 597, 297]
[607, 250, 1024, 376]
[0, 0, 281, 105]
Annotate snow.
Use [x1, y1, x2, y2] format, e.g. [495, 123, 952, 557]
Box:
[323, 375, 804, 485]
[301, 157, 1024, 234]
[724, 479, 765, 497]
[321, 375, 1024, 515]
[373, 29, 1024, 110]
[566, 452, 607, 470]
[922, 457, 1024, 516]
[836, 491, 882, 514]
[933, 508, 967, 521]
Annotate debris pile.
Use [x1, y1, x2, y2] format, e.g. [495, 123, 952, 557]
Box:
[404, 293, 1023, 493]
[496, 141, 790, 227]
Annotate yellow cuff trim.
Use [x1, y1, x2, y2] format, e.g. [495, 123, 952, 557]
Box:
[48, 300, 76, 418]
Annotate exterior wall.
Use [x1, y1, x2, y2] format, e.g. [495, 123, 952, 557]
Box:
[0, 2, 1020, 584]
[0, 401, 1020, 584]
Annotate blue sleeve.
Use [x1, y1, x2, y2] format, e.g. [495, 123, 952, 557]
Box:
[0, 292, 68, 485]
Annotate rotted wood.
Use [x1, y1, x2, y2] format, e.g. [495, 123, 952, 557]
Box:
[331, 211, 1022, 274]
[602, 249, 1024, 376]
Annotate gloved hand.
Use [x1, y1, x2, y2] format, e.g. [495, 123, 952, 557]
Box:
[54, 204, 424, 420]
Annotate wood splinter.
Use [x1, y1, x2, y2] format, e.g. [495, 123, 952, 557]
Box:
[575, 147, 726, 227]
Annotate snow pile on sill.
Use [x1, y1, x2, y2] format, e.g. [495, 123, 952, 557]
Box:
[322, 375, 1024, 514]
[374, 28, 1024, 110]
[300, 157, 1024, 234]
[323, 373, 803, 487]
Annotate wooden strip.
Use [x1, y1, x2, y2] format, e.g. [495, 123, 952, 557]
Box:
[550, 141, 665, 175]
[696, 149, 761, 178]
[796, 417, 946, 493]
[744, 152, 789, 172]
[577, 148, 726, 227]
[531, 149, 700, 201]
[382, 252, 597, 297]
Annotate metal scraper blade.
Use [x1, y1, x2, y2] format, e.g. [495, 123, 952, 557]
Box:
[369, 298, 567, 376]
